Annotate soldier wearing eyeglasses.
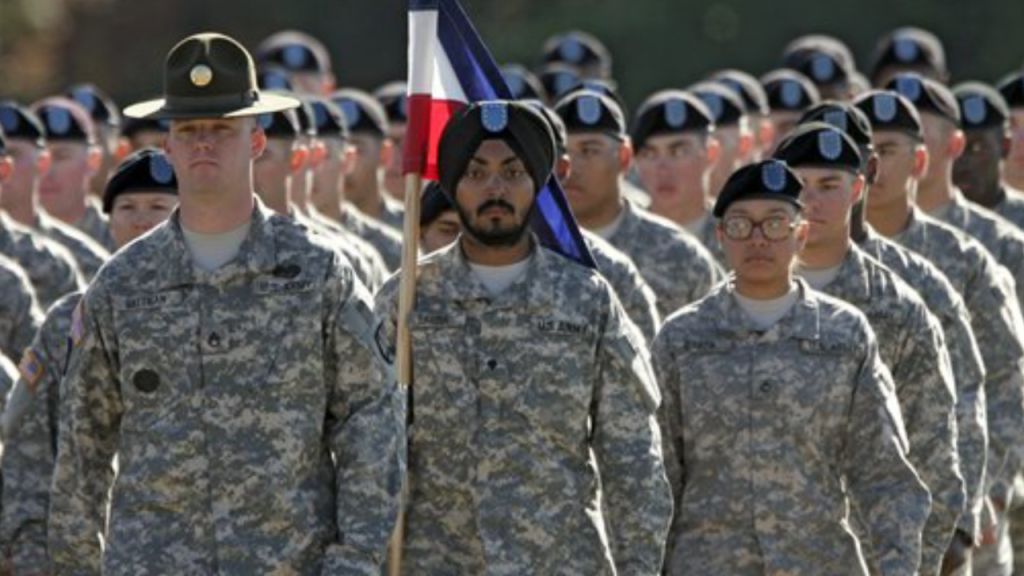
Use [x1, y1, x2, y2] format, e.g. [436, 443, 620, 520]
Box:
[651, 159, 930, 575]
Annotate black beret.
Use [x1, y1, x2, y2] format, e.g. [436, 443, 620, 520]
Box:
[871, 27, 947, 82]
[712, 69, 769, 115]
[303, 96, 348, 139]
[538, 63, 582, 103]
[526, 101, 568, 154]
[420, 181, 454, 227]
[67, 84, 120, 128]
[373, 81, 409, 124]
[256, 31, 331, 74]
[542, 30, 612, 75]
[437, 100, 556, 199]
[500, 64, 547, 102]
[257, 66, 294, 91]
[713, 159, 803, 218]
[0, 101, 46, 147]
[331, 89, 388, 137]
[559, 79, 626, 118]
[997, 72, 1024, 109]
[783, 35, 857, 72]
[885, 73, 960, 126]
[256, 103, 300, 139]
[954, 82, 1010, 131]
[631, 90, 714, 151]
[689, 82, 746, 127]
[853, 90, 924, 140]
[773, 122, 863, 173]
[554, 89, 626, 137]
[32, 98, 96, 144]
[102, 148, 178, 213]
[783, 43, 850, 87]
[761, 69, 821, 113]
[799, 101, 873, 148]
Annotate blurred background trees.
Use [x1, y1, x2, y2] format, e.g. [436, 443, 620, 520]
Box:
[1, 0, 1022, 110]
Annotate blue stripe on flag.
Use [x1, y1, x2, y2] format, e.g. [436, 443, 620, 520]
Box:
[432, 0, 597, 269]
[409, 0, 438, 11]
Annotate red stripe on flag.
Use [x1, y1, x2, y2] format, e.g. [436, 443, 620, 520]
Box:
[402, 95, 466, 181]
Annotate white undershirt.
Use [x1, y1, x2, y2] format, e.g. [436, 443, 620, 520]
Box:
[468, 256, 531, 296]
[591, 208, 626, 241]
[796, 264, 843, 290]
[182, 221, 251, 272]
[733, 283, 799, 331]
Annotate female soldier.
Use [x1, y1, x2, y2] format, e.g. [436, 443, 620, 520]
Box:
[652, 158, 930, 575]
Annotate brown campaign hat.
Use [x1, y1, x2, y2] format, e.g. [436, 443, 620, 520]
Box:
[124, 33, 299, 120]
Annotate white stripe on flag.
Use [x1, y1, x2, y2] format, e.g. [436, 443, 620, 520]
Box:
[407, 8, 468, 104]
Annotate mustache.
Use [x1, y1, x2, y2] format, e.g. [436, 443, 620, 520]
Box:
[477, 199, 515, 216]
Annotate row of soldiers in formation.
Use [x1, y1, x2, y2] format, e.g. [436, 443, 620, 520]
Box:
[0, 23, 1024, 576]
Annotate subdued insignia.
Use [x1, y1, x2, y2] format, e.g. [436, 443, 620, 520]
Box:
[811, 55, 835, 82]
[149, 155, 175, 184]
[559, 37, 584, 63]
[664, 98, 688, 128]
[894, 37, 919, 62]
[18, 349, 44, 392]
[0, 108, 19, 132]
[818, 130, 843, 160]
[762, 160, 787, 192]
[895, 76, 922, 102]
[71, 300, 86, 347]
[190, 64, 214, 87]
[577, 95, 603, 125]
[963, 96, 987, 125]
[480, 101, 509, 132]
[340, 100, 361, 128]
[283, 45, 308, 69]
[780, 81, 802, 108]
[873, 94, 898, 122]
[823, 110, 848, 131]
[700, 93, 724, 121]
[46, 107, 72, 135]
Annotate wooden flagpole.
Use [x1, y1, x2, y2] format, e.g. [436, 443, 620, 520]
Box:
[388, 170, 422, 575]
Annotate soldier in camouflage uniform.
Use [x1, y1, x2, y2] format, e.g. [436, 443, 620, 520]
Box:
[653, 159, 929, 575]
[31, 97, 116, 251]
[632, 90, 727, 265]
[952, 82, 1024, 231]
[0, 101, 111, 280]
[375, 100, 672, 574]
[0, 254, 41, 361]
[857, 89, 1024, 575]
[776, 123, 964, 574]
[0, 148, 178, 574]
[555, 89, 724, 318]
[47, 33, 405, 575]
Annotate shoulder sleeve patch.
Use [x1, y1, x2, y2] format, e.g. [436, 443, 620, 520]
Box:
[71, 299, 87, 348]
[18, 349, 44, 392]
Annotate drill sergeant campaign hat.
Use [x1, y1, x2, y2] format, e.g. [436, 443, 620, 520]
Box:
[0, 101, 46, 147]
[124, 33, 300, 120]
[32, 97, 97, 144]
[554, 89, 627, 139]
[953, 82, 1010, 131]
[853, 90, 925, 140]
[713, 159, 804, 217]
[773, 122, 864, 173]
[761, 69, 822, 113]
[437, 100, 556, 199]
[885, 72, 961, 127]
[631, 90, 715, 151]
[102, 147, 179, 213]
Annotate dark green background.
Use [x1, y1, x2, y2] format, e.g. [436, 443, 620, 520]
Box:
[1, 0, 1022, 111]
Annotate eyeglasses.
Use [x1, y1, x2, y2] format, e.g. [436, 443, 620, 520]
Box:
[721, 215, 798, 241]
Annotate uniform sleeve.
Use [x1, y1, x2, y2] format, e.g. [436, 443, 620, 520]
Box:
[0, 272, 43, 361]
[1, 333, 64, 574]
[891, 308, 964, 574]
[592, 293, 673, 576]
[320, 257, 406, 576]
[617, 273, 661, 346]
[842, 336, 931, 576]
[47, 286, 122, 576]
[650, 327, 686, 571]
